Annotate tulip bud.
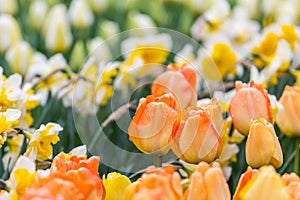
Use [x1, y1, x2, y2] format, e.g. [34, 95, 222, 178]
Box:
[276, 86, 300, 137]
[170, 98, 223, 164]
[88, 0, 108, 14]
[5, 41, 33, 75]
[42, 4, 73, 53]
[29, 0, 48, 31]
[184, 162, 231, 200]
[229, 81, 273, 136]
[128, 93, 178, 155]
[69, 0, 94, 30]
[124, 166, 183, 200]
[0, 0, 18, 15]
[127, 11, 157, 36]
[97, 20, 120, 44]
[233, 166, 290, 200]
[70, 40, 86, 72]
[0, 14, 21, 53]
[246, 118, 283, 168]
[152, 64, 197, 110]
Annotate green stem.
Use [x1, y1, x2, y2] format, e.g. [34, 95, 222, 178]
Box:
[153, 155, 163, 167]
[295, 137, 300, 175]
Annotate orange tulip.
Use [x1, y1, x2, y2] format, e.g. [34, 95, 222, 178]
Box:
[151, 64, 197, 110]
[184, 162, 231, 200]
[124, 166, 183, 200]
[233, 166, 290, 200]
[246, 118, 283, 168]
[128, 93, 178, 155]
[170, 98, 223, 164]
[229, 81, 273, 136]
[282, 173, 300, 200]
[276, 86, 300, 137]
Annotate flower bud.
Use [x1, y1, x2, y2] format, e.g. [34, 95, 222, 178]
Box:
[233, 166, 290, 200]
[69, 0, 94, 29]
[128, 93, 178, 155]
[246, 118, 283, 168]
[152, 64, 197, 110]
[0, 0, 18, 15]
[276, 86, 300, 137]
[28, 0, 48, 31]
[42, 4, 73, 53]
[88, 0, 108, 14]
[0, 14, 21, 53]
[184, 162, 231, 200]
[170, 98, 223, 164]
[5, 41, 33, 75]
[229, 81, 273, 136]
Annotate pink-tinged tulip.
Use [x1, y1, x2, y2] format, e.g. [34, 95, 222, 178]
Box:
[151, 64, 197, 110]
[124, 166, 183, 200]
[233, 166, 290, 200]
[233, 167, 258, 200]
[246, 118, 283, 168]
[229, 81, 273, 136]
[282, 173, 300, 200]
[276, 86, 300, 137]
[184, 162, 231, 200]
[170, 98, 223, 164]
[128, 93, 178, 155]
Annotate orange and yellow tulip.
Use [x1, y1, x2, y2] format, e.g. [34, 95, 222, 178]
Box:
[170, 98, 223, 164]
[229, 81, 273, 136]
[282, 173, 300, 200]
[246, 118, 283, 168]
[184, 162, 231, 200]
[276, 86, 300, 137]
[233, 166, 290, 200]
[151, 64, 197, 110]
[128, 93, 178, 155]
[124, 166, 183, 200]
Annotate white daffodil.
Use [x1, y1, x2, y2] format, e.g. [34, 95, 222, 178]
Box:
[0, 14, 21, 53]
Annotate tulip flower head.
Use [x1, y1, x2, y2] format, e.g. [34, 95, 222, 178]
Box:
[282, 172, 300, 200]
[184, 162, 231, 200]
[128, 93, 178, 155]
[170, 98, 223, 164]
[246, 118, 283, 168]
[229, 81, 273, 136]
[152, 64, 197, 110]
[276, 86, 300, 137]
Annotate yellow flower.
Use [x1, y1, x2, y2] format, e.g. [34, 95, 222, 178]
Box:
[201, 43, 238, 81]
[25, 123, 63, 161]
[0, 109, 21, 148]
[12, 168, 36, 198]
[102, 172, 131, 200]
[281, 24, 299, 51]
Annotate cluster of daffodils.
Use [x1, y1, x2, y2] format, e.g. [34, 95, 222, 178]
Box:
[1, 0, 300, 199]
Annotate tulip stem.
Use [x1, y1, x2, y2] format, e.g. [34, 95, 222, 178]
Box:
[153, 155, 163, 167]
[295, 137, 300, 175]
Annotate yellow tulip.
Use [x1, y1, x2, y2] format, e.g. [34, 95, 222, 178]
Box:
[246, 118, 283, 168]
[170, 98, 223, 164]
[234, 166, 290, 200]
[102, 172, 131, 200]
[229, 81, 273, 136]
[276, 86, 300, 137]
[184, 162, 231, 200]
[128, 93, 178, 155]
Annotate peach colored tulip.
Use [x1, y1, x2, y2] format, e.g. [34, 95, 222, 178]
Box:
[128, 93, 178, 155]
[184, 162, 231, 200]
[124, 166, 183, 200]
[276, 86, 300, 137]
[246, 118, 283, 168]
[229, 81, 273, 136]
[170, 99, 223, 164]
[233, 166, 290, 200]
[282, 173, 300, 200]
[233, 167, 258, 200]
[151, 64, 197, 110]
